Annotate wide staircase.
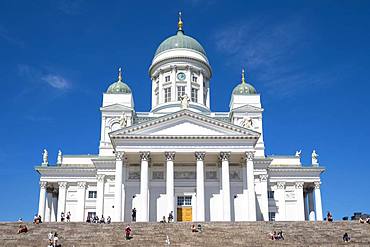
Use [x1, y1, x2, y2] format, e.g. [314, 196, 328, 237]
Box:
[0, 221, 369, 246]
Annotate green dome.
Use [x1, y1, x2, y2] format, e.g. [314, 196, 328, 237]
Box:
[106, 69, 131, 94]
[232, 69, 257, 95]
[155, 30, 206, 56]
[232, 83, 257, 95]
[106, 81, 131, 94]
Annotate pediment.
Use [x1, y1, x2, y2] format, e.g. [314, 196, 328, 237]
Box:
[232, 104, 263, 113]
[110, 109, 260, 138]
[100, 103, 133, 112]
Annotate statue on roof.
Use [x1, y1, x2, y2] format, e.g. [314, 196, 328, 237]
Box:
[241, 116, 253, 129]
[42, 149, 48, 166]
[312, 150, 319, 165]
[57, 150, 62, 165]
[295, 150, 302, 158]
[119, 112, 128, 128]
[180, 94, 190, 109]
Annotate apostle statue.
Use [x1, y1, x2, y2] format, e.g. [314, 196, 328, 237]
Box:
[119, 113, 127, 128]
[311, 150, 319, 165]
[180, 94, 190, 109]
[295, 150, 302, 158]
[241, 116, 253, 129]
[57, 150, 62, 165]
[42, 149, 48, 166]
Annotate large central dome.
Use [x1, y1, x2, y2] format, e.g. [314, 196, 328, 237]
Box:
[154, 13, 206, 57]
[155, 30, 206, 56]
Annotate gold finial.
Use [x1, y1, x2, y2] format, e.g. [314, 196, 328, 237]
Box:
[241, 68, 246, 84]
[118, 67, 122, 81]
[178, 11, 183, 31]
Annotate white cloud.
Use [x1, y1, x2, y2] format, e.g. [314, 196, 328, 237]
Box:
[18, 64, 71, 91]
[41, 74, 70, 90]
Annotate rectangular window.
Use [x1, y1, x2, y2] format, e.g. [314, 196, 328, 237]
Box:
[88, 191, 97, 199]
[177, 196, 192, 206]
[164, 87, 171, 103]
[165, 75, 170, 82]
[191, 88, 198, 103]
[268, 212, 276, 221]
[177, 86, 185, 101]
[268, 191, 275, 199]
[192, 76, 197, 82]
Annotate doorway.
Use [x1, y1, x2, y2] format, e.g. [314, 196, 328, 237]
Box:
[176, 196, 192, 222]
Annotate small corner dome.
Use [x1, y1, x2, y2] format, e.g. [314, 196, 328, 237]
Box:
[232, 83, 257, 95]
[155, 30, 206, 57]
[106, 68, 132, 94]
[232, 69, 257, 95]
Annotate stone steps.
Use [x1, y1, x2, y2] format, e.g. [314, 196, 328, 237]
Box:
[0, 222, 369, 246]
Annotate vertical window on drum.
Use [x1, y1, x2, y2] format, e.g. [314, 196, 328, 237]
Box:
[177, 86, 185, 101]
[164, 87, 171, 103]
[191, 88, 198, 103]
[165, 75, 170, 82]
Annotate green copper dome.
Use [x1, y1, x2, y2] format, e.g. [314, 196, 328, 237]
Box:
[155, 14, 206, 56]
[106, 69, 132, 94]
[155, 30, 206, 56]
[232, 69, 257, 95]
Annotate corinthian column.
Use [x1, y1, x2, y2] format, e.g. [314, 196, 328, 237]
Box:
[276, 182, 286, 221]
[38, 181, 47, 220]
[165, 152, 175, 219]
[195, 152, 206, 221]
[76, 181, 87, 222]
[139, 151, 150, 222]
[314, 181, 323, 221]
[114, 152, 125, 222]
[259, 174, 269, 221]
[220, 152, 231, 221]
[57, 182, 67, 221]
[96, 175, 105, 218]
[245, 151, 256, 221]
[295, 182, 305, 221]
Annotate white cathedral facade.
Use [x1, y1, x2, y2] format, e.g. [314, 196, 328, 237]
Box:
[36, 15, 325, 223]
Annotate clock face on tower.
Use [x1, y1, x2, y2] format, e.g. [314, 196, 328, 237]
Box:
[177, 72, 186, 81]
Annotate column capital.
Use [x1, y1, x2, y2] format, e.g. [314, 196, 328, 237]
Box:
[259, 174, 268, 182]
[58, 181, 67, 188]
[77, 181, 87, 189]
[97, 174, 105, 182]
[295, 182, 304, 189]
[140, 151, 151, 161]
[245, 151, 255, 161]
[219, 152, 231, 161]
[195, 151, 206, 161]
[276, 181, 286, 189]
[314, 181, 321, 189]
[164, 151, 176, 161]
[40, 181, 47, 189]
[115, 151, 125, 161]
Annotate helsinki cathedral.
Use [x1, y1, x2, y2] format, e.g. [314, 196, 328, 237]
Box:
[36, 14, 325, 223]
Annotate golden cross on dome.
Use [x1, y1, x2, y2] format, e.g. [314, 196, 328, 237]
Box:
[118, 67, 122, 81]
[241, 68, 246, 84]
[178, 11, 183, 31]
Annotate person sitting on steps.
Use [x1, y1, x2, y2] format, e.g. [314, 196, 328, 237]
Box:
[191, 224, 198, 232]
[100, 215, 105, 224]
[343, 232, 351, 242]
[327, 211, 333, 222]
[125, 225, 132, 240]
[107, 216, 111, 224]
[197, 224, 203, 232]
[17, 224, 28, 234]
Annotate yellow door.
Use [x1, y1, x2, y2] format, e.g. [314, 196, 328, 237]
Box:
[177, 207, 192, 222]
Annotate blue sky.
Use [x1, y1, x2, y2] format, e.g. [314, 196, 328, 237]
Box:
[0, 0, 369, 221]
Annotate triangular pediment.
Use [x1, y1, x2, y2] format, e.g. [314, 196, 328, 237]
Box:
[232, 104, 263, 113]
[100, 103, 133, 112]
[110, 109, 260, 138]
